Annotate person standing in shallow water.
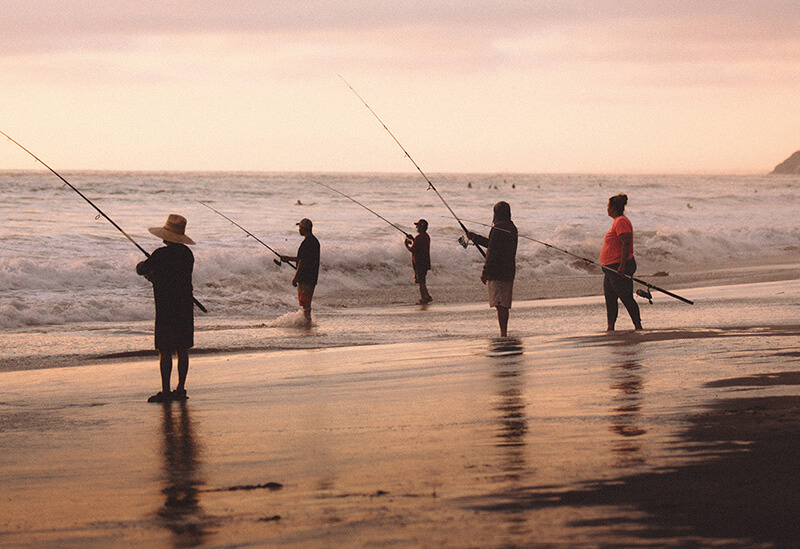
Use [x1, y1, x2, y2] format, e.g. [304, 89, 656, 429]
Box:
[467, 201, 518, 338]
[136, 214, 196, 403]
[405, 219, 432, 305]
[281, 218, 320, 326]
[601, 193, 643, 331]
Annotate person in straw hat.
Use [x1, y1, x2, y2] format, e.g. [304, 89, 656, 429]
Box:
[136, 214, 196, 403]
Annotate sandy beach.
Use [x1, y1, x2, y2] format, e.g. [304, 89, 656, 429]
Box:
[2, 276, 800, 547]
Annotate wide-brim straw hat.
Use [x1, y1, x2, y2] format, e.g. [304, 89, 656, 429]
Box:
[149, 214, 195, 245]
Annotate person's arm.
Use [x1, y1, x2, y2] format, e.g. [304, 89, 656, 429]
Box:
[405, 235, 414, 251]
[135, 258, 151, 276]
[280, 254, 298, 263]
[617, 232, 632, 275]
[467, 231, 489, 248]
[136, 252, 157, 281]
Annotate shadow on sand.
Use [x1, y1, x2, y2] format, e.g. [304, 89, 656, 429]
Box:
[156, 401, 212, 546]
[466, 370, 800, 547]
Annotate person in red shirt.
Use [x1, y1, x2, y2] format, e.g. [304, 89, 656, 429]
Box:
[600, 194, 643, 331]
[405, 219, 432, 305]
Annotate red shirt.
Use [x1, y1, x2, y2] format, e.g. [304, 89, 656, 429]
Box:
[600, 215, 634, 265]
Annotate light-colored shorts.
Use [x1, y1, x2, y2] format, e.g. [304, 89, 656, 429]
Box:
[298, 283, 315, 309]
[487, 279, 513, 309]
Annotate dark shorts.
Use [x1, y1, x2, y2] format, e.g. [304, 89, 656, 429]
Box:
[414, 269, 428, 285]
[154, 302, 193, 352]
[298, 283, 315, 309]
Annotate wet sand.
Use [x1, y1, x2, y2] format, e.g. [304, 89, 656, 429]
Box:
[2, 286, 800, 547]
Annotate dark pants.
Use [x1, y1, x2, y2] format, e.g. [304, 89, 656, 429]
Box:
[603, 258, 642, 329]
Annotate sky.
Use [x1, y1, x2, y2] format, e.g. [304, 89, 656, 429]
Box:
[1, 1, 799, 174]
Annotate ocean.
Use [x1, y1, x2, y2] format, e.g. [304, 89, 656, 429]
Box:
[2, 170, 799, 370]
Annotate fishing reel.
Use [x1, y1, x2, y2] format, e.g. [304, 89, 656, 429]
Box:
[636, 288, 653, 304]
[458, 235, 471, 249]
[274, 259, 282, 267]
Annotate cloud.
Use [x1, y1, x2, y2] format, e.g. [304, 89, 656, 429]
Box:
[3, 1, 799, 49]
[2, 1, 798, 172]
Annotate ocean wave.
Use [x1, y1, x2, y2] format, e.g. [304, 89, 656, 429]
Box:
[3, 171, 800, 329]
[2, 221, 798, 329]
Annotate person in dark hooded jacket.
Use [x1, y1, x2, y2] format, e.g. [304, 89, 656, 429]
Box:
[467, 201, 518, 337]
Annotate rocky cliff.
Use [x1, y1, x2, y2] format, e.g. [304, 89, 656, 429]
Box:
[771, 151, 800, 174]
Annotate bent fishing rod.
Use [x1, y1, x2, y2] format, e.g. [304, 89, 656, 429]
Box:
[0, 129, 209, 312]
[305, 178, 412, 239]
[339, 75, 486, 258]
[460, 217, 694, 305]
[196, 200, 296, 268]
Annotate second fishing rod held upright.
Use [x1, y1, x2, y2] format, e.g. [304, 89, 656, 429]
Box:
[339, 75, 486, 258]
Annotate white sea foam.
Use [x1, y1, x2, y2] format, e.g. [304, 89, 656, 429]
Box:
[1, 170, 799, 334]
[268, 309, 315, 328]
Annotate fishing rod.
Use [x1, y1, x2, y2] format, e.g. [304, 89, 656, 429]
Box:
[0, 129, 209, 313]
[460, 217, 694, 305]
[305, 178, 412, 239]
[196, 200, 296, 269]
[339, 75, 486, 258]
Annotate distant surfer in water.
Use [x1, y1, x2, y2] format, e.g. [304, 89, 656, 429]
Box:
[405, 219, 432, 305]
[136, 214, 195, 403]
[601, 194, 643, 331]
[467, 201, 518, 337]
[281, 218, 320, 326]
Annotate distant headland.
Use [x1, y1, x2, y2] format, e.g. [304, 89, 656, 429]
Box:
[771, 151, 800, 174]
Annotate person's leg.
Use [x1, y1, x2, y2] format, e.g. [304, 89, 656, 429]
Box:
[148, 350, 173, 402]
[420, 282, 432, 303]
[298, 285, 313, 326]
[617, 261, 642, 329]
[159, 351, 172, 394]
[175, 349, 189, 392]
[497, 306, 509, 337]
[604, 271, 619, 331]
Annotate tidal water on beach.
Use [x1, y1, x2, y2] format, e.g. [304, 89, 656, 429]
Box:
[1, 169, 799, 370]
[1, 280, 799, 546]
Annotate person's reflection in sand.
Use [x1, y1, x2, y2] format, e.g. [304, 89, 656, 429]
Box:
[157, 401, 209, 546]
[488, 337, 530, 537]
[608, 351, 648, 468]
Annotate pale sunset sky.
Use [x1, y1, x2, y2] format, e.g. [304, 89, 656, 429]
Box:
[1, 1, 798, 174]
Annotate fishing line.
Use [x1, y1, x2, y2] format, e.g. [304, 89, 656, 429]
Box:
[0, 129, 209, 312]
[459, 217, 693, 305]
[196, 200, 296, 268]
[304, 178, 412, 239]
[338, 75, 486, 258]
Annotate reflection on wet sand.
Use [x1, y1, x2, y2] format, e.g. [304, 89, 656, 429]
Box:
[608, 355, 647, 468]
[157, 402, 210, 547]
[489, 337, 530, 538]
